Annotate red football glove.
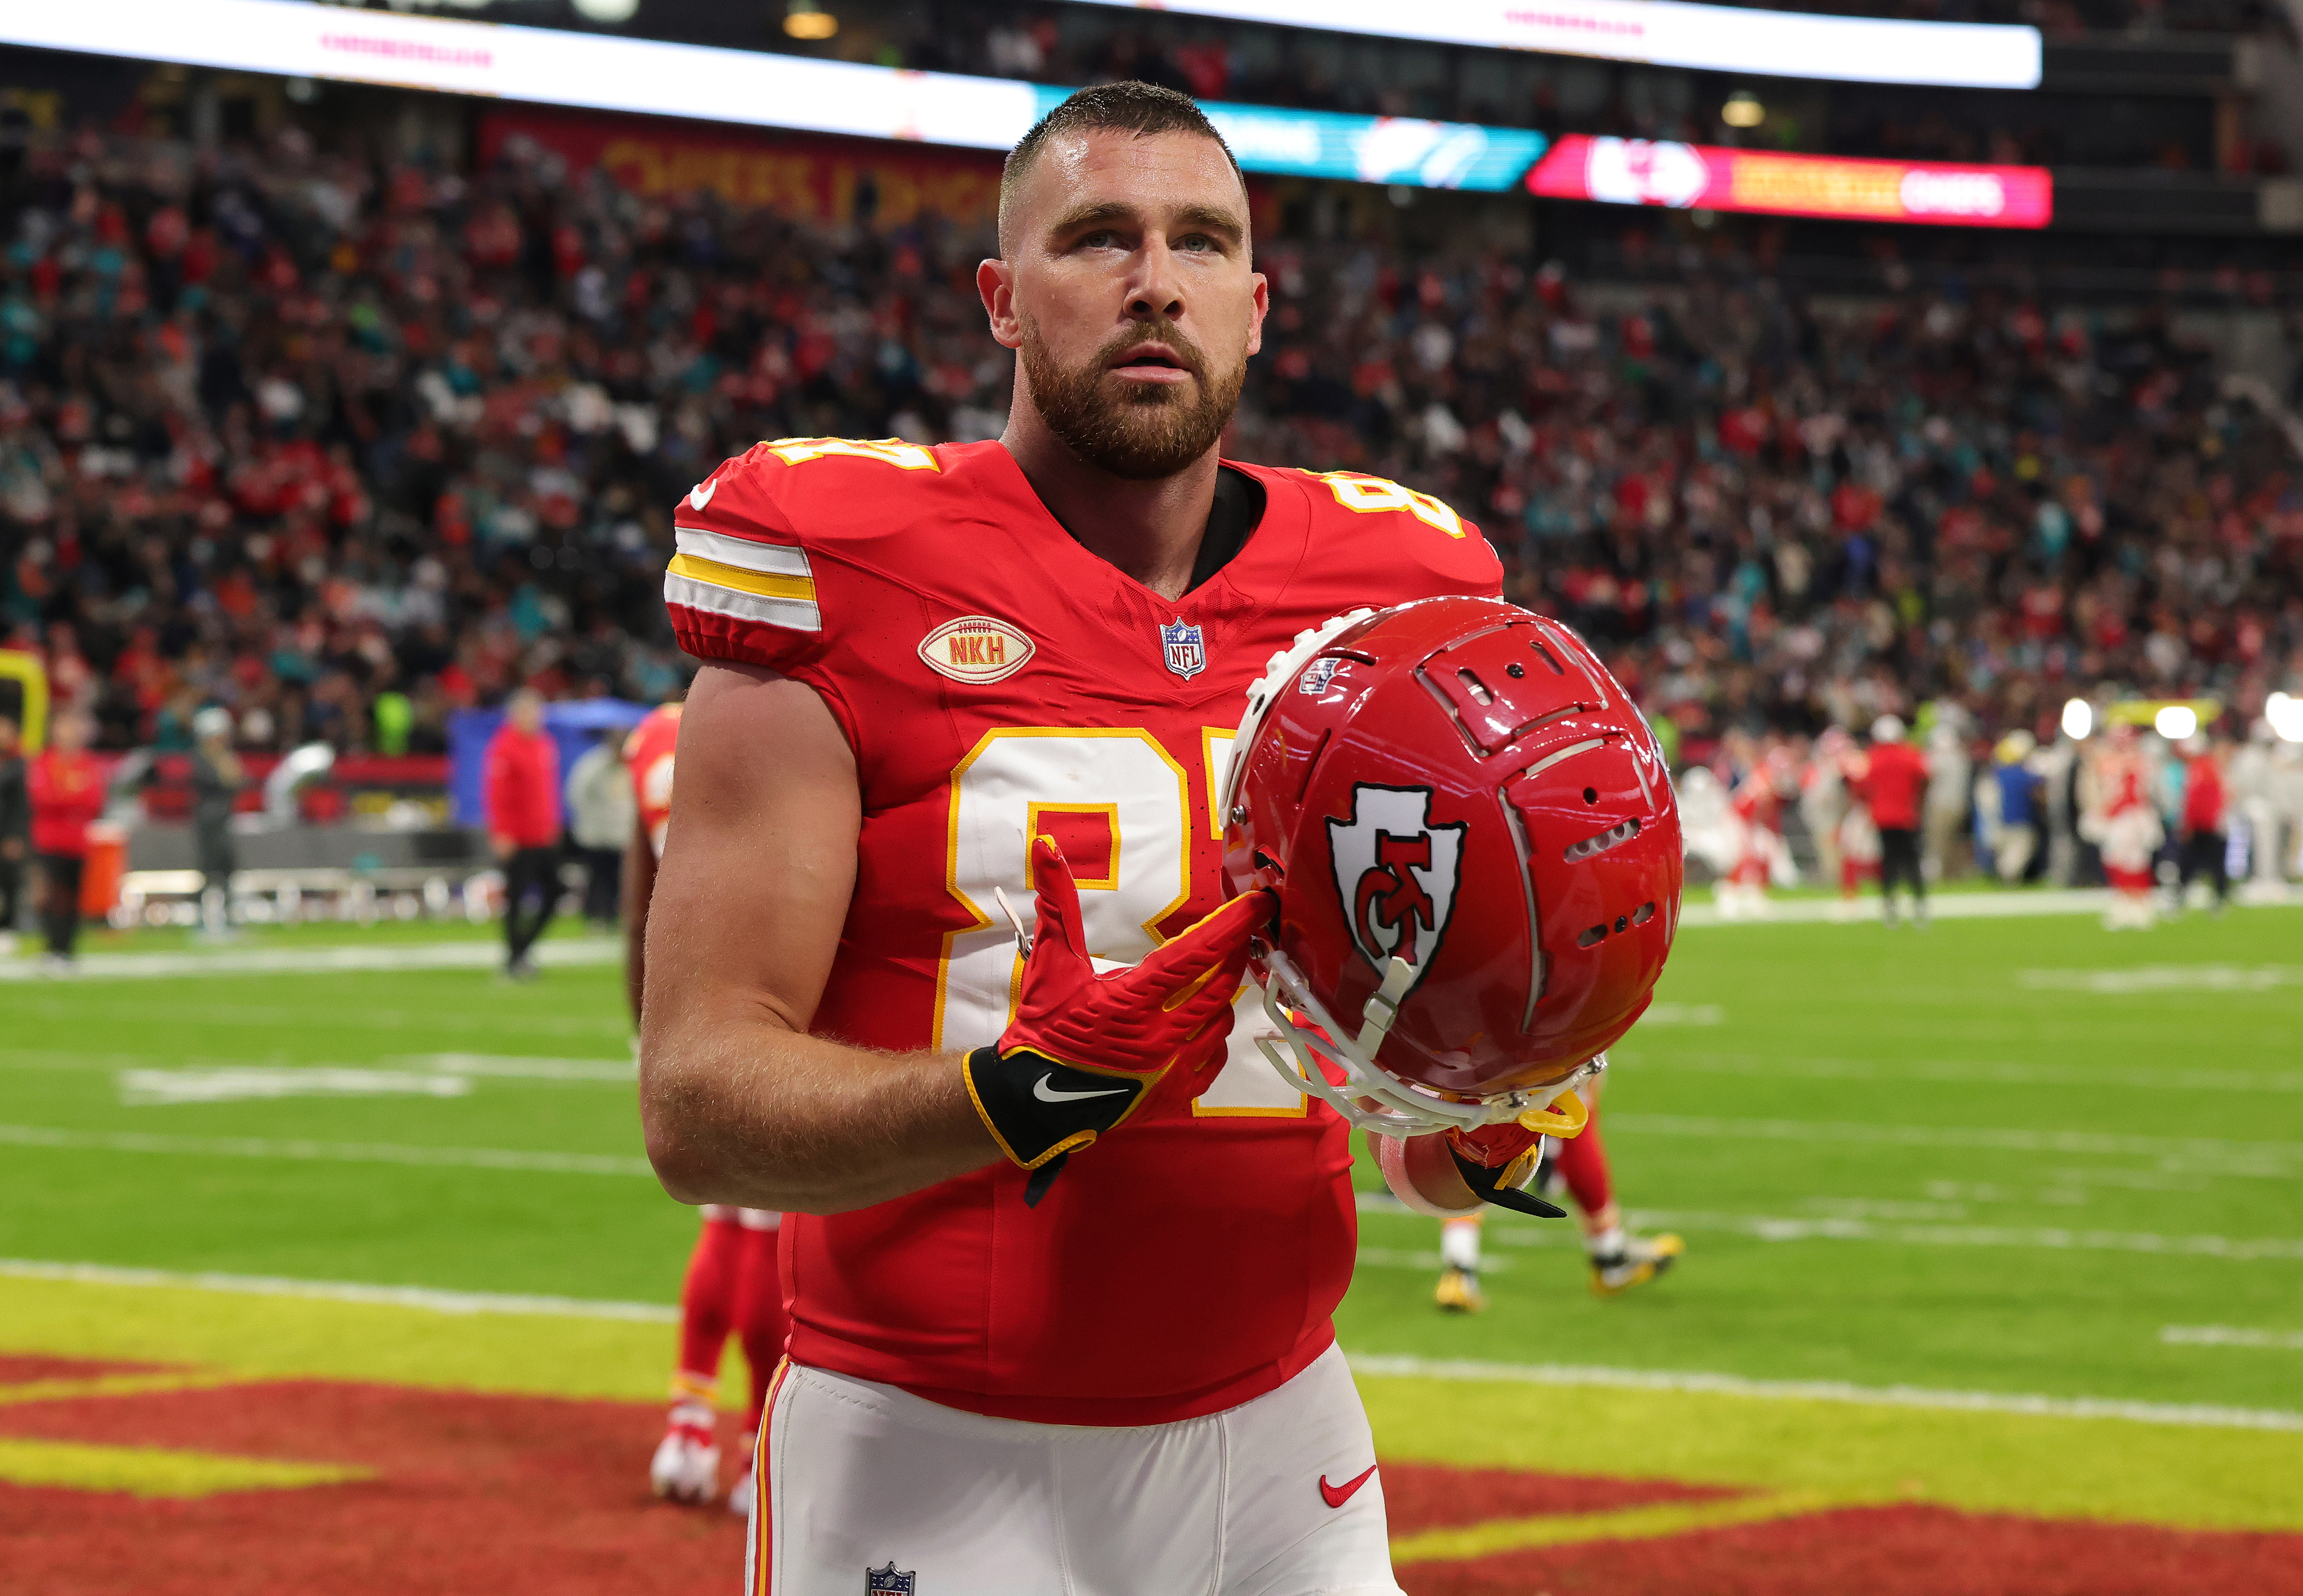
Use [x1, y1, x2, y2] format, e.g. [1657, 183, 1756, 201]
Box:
[964, 835, 1269, 1204]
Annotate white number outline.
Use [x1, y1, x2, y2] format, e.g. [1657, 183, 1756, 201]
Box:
[930, 724, 1303, 1119]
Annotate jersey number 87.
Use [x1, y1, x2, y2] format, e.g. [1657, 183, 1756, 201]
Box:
[933, 728, 1297, 1116]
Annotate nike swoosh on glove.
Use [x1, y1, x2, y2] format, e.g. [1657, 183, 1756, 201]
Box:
[965, 835, 1268, 1205]
[1446, 1119, 1569, 1219]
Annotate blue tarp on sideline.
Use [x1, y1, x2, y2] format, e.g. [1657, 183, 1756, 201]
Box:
[447, 700, 652, 830]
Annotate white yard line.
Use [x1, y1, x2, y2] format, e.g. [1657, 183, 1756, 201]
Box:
[0, 1258, 675, 1321]
[397, 1054, 635, 1082]
[1610, 1113, 2303, 1176]
[1621, 1209, 2303, 1262]
[1355, 1247, 1514, 1272]
[117, 1068, 475, 1106]
[1617, 1051, 2303, 1095]
[2019, 965, 2303, 994]
[0, 1124, 656, 1177]
[1344, 1353, 2303, 1432]
[0, 1050, 633, 1083]
[0, 939, 621, 982]
[1358, 1190, 2303, 1262]
[2161, 1325, 2303, 1350]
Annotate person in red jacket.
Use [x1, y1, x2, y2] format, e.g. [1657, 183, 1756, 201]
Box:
[28, 709, 105, 967]
[2175, 737, 2230, 914]
[1850, 713, 1932, 928]
[484, 687, 561, 980]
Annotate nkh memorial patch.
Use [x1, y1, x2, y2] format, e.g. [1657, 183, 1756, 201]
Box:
[918, 614, 1035, 685]
[1161, 616, 1206, 680]
[865, 1563, 916, 1595]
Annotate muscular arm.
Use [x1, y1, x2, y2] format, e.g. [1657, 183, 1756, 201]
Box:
[636, 661, 1001, 1214]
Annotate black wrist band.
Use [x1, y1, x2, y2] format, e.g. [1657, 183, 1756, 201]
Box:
[963, 1046, 1148, 1177]
[1449, 1145, 1568, 1219]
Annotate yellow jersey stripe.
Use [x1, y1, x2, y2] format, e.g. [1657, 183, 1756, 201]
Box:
[667, 553, 818, 602]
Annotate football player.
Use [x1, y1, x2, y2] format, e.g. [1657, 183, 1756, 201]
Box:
[625, 700, 789, 1514]
[1434, 1081, 1685, 1312]
[640, 85, 1597, 1595]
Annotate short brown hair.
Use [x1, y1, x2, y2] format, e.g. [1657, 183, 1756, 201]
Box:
[999, 82, 1244, 253]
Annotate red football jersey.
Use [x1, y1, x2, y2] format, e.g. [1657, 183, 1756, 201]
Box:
[663, 436, 1503, 1426]
[1856, 741, 1929, 830]
[623, 703, 682, 858]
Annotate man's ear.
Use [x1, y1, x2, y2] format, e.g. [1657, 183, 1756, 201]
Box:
[978, 258, 1022, 351]
[1245, 270, 1270, 359]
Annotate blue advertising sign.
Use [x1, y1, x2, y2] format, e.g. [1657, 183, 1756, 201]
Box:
[1032, 88, 1547, 191]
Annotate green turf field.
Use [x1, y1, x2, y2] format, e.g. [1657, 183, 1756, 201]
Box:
[4, 904, 2300, 1417]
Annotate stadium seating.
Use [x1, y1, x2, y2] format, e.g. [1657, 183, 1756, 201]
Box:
[2, 124, 2298, 763]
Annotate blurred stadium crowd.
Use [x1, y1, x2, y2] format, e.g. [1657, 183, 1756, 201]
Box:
[2, 124, 2301, 785]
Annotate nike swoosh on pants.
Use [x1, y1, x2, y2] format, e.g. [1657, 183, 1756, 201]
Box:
[1319, 1463, 1378, 1508]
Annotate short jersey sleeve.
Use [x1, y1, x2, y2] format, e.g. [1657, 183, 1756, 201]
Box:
[662, 442, 830, 674]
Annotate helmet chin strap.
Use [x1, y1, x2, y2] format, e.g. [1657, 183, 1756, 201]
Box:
[1252, 945, 1603, 1135]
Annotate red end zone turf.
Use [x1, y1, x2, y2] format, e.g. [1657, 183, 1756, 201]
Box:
[3, 1361, 2300, 1595]
[1403, 1503, 2303, 1596]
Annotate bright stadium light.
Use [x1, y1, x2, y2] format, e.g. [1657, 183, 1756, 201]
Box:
[571, 0, 640, 20]
[2267, 691, 2303, 743]
[1721, 93, 1765, 128]
[784, 0, 838, 39]
[2061, 698, 2092, 740]
[2154, 705, 2198, 741]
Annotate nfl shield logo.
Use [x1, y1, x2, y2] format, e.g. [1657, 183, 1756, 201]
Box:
[1161, 616, 1206, 681]
[865, 1564, 915, 1595]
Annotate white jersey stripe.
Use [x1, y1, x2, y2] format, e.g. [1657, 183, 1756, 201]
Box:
[674, 526, 812, 577]
[665, 570, 823, 633]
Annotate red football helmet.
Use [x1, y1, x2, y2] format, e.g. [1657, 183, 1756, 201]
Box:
[1221, 596, 1683, 1135]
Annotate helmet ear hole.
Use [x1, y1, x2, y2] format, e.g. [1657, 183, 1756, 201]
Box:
[1583, 786, 1599, 804]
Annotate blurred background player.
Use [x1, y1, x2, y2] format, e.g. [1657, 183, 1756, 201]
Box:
[2172, 735, 2230, 916]
[2084, 724, 2164, 930]
[1850, 715, 1931, 928]
[565, 727, 637, 931]
[483, 687, 562, 982]
[1983, 732, 2044, 887]
[189, 706, 245, 942]
[1714, 741, 1789, 920]
[1922, 715, 1973, 884]
[0, 716, 25, 955]
[1435, 1078, 1684, 1311]
[27, 710, 104, 970]
[623, 700, 788, 1515]
[1800, 726, 1853, 904]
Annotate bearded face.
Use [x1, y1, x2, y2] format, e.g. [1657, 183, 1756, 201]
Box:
[1018, 313, 1248, 482]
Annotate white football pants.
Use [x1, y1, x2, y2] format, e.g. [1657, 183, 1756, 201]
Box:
[744, 1343, 1402, 1596]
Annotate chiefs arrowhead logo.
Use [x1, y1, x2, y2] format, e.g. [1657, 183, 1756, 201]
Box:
[1327, 785, 1464, 994]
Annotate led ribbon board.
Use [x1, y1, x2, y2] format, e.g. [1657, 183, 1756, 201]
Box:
[1063, 0, 2040, 89]
[1527, 135, 2053, 228]
[1, 0, 1543, 189]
